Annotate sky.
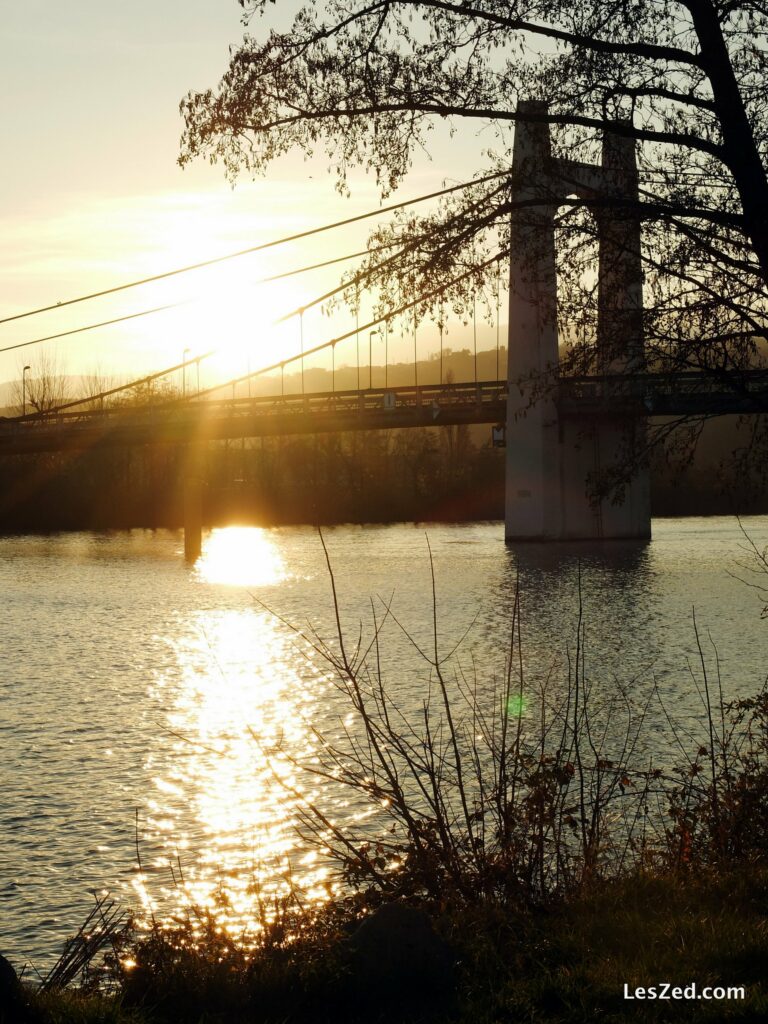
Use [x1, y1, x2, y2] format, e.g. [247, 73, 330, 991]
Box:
[0, 0, 501, 402]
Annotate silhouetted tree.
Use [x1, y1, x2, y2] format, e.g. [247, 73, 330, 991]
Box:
[12, 352, 69, 414]
[80, 365, 117, 411]
[181, 3, 767, 404]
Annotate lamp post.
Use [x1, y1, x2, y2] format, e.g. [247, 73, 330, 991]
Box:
[384, 320, 389, 388]
[369, 330, 379, 389]
[413, 310, 418, 388]
[22, 365, 30, 416]
[183, 348, 190, 398]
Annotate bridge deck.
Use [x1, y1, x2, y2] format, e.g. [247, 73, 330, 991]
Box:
[2, 373, 767, 456]
[0, 381, 507, 455]
[558, 372, 768, 416]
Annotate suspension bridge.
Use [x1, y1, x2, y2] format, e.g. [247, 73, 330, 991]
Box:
[2, 373, 766, 457]
[2, 102, 766, 553]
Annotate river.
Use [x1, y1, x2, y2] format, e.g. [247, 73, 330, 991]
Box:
[2, 517, 767, 969]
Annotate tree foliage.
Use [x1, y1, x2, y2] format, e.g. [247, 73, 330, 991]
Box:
[180, 2, 768, 412]
[12, 352, 69, 414]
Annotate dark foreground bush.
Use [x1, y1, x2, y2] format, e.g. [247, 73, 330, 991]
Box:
[668, 689, 768, 869]
[16, 865, 768, 1024]
[111, 897, 457, 1024]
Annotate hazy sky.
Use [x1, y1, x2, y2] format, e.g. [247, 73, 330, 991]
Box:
[0, 1, 498, 395]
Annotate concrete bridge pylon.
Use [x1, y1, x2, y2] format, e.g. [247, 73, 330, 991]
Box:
[505, 101, 651, 541]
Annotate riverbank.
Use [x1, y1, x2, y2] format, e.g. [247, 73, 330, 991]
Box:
[7, 865, 768, 1024]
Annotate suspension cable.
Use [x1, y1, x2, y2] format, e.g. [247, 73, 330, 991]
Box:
[0, 242, 402, 355]
[177, 250, 509, 404]
[1, 172, 507, 327]
[39, 250, 507, 417]
[0, 303, 180, 355]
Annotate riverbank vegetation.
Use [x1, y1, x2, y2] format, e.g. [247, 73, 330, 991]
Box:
[1, 409, 767, 534]
[5, 554, 768, 1024]
[11, 869, 768, 1023]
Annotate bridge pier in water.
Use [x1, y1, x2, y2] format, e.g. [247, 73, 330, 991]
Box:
[183, 441, 205, 561]
[505, 102, 651, 541]
[183, 476, 203, 560]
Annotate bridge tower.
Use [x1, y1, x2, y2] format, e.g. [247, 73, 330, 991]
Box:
[505, 101, 650, 541]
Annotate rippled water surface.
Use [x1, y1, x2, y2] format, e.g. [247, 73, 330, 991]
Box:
[2, 518, 768, 968]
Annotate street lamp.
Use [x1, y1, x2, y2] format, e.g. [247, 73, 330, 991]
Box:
[369, 330, 379, 389]
[22, 365, 30, 416]
[183, 348, 191, 398]
[384, 320, 389, 388]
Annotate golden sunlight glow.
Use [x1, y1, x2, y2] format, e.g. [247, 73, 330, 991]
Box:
[139, 531, 340, 942]
[195, 527, 286, 587]
[180, 272, 309, 384]
[151, 233, 314, 386]
[93, 199, 325, 391]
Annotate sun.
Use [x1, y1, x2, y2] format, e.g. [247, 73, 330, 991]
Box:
[114, 195, 332, 394]
[93, 185, 370, 397]
[166, 260, 311, 389]
[186, 269, 347, 398]
[160, 241, 317, 385]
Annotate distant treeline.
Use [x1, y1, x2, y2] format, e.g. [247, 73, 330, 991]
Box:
[0, 414, 765, 533]
[0, 424, 496, 531]
[1, 346, 765, 529]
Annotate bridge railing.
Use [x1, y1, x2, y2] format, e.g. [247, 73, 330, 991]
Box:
[0, 380, 508, 435]
[5, 371, 768, 439]
[558, 370, 768, 414]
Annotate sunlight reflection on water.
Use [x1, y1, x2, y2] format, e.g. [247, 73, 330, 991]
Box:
[138, 528, 331, 941]
[194, 526, 287, 587]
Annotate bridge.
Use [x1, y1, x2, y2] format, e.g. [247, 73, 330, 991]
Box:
[0, 381, 506, 454]
[2, 373, 767, 457]
[3, 102, 765, 551]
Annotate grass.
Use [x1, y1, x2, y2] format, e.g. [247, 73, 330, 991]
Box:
[17, 990, 146, 1024]
[18, 871, 768, 1023]
[449, 870, 768, 1023]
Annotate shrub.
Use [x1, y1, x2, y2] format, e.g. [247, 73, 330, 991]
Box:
[268, 537, 660, 910]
